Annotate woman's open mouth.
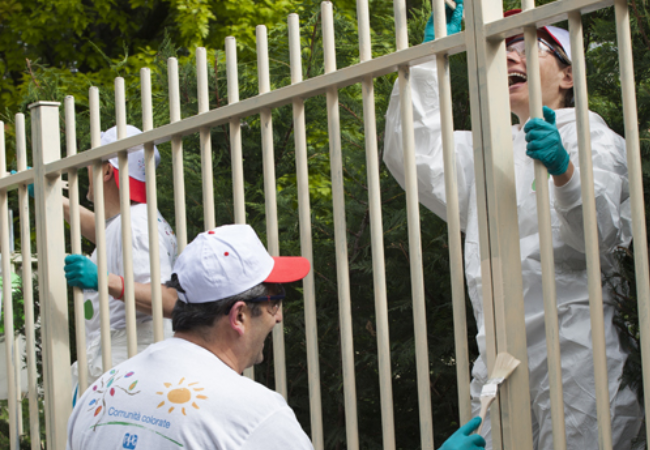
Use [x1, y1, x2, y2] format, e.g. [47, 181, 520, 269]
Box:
[508, 72, 528, 88]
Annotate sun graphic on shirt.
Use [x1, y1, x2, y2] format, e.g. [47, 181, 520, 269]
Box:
[156, 377, 207, 415]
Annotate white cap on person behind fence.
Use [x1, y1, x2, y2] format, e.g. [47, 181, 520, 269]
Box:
[174, 224, 311, 304]
[101, 124, 161, 204]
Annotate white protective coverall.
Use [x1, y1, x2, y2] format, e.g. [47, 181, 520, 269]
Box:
[383, 60, 642, 449]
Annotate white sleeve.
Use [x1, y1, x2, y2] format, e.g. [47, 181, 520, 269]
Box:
[553, 114, 631, 254]
[241, 408, 314, 450]
[382, 59, 475, 231]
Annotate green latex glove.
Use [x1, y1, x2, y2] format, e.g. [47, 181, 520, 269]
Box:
[439, 417, 486, 450]
[64, 254, 99, 291]
[423, 0, 464, 43]
[524, 106, 571, 176]
[10, 167, 34, 197]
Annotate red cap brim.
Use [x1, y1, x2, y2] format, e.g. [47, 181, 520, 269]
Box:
[265, 256, 311, 283]
[113, 167, 148, 203]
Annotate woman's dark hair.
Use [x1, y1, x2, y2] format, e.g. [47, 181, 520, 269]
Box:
[166, 274, 270, 336]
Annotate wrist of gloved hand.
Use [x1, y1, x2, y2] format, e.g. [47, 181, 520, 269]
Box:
[524, 106, 570, 176]
[439, 417, 486, 450]
[423, 0, 464, 43]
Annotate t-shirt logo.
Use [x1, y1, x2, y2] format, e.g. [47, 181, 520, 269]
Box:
[156, 377, 208, 416]
[122, 432, 138, 449]
[87, 369, 140, 428]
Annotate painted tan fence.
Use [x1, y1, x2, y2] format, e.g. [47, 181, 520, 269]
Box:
[0, 0, 648, 449]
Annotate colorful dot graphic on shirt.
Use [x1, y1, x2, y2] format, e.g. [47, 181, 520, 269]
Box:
[156, 377, 207, 416]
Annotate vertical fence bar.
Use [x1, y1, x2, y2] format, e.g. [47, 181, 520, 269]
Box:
[197, 48, 216, 230]
[168, 58, 188, 252]
[141, 68, 165, 342]
[115, 77, 139, 357]
[463, 0, 503, 444]
[30, 100, 72, 450]
[226, 37, 246, 225]
[288, 13, 324, 450]
[355, 0, 395, 448]
[520, 3, 568, 449]
[613, 0, 650, 445]
[566, 11, 612, 450]
[89, 87, 112, 372]
[65, 97, 90, 398]
[393, 1, 434, 447]
[467, 0, 534, 447]
[256, 24, 287, 398]
[321, 3, 360, 449]
[431, 0, 472, 423]
[13, 333, 22, 437]
[0, 121, 18, 450]
[225, 37, 254, 380]
[16, 113, 40, 450]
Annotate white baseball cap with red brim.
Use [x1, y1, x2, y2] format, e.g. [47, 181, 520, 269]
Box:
[101, 125, 161, 204]
[174, 224, 311, 304]
[504, 9, 572, 63]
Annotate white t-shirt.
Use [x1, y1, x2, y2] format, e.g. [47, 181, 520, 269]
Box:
[84, 204, 177, 345]
[67, 338, 314, 450]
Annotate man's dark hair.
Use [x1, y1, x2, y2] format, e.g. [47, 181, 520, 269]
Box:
[166, 275, 271, 337]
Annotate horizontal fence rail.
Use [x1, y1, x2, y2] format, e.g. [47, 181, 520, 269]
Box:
[0, 1, 647, 449]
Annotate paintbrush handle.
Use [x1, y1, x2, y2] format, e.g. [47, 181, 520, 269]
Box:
[476, 395, 495, 435]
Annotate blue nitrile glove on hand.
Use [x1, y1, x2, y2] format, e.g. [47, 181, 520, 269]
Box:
[439, 417, 486, 450]
[64, 254, 99, 291]
[524, 106, 570, 176]
[10, 167, 34, 198]
[423, 0, 464, 43]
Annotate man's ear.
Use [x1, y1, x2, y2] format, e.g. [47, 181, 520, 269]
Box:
[102, 162, 115, 183]
[560, 65, 573, 90]
[228, 301, 247, 336]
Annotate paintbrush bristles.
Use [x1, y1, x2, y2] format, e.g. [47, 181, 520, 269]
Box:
[491, 352, 521, 380]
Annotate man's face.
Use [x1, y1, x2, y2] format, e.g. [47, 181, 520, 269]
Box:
[248, 292, 283, 367]
[507, 30, 572, 121]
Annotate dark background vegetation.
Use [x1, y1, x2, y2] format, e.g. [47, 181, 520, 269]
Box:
[0, 0, 649, 448]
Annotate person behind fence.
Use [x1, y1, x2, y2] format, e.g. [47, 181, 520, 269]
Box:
[66, 224, 487, 450]
[383, 2, 642, 449]
[62, 125, 178, 399]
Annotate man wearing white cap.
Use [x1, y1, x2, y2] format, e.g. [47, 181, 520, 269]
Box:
[66, 224, 488, 450]
[383, 4, 642, 449]
[63, 125, 178, 396]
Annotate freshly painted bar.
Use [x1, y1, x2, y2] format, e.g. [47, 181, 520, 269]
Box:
[355, 0, 396, 447]
[16, 112, 41, 450]
[613, 0, 650, 446]
[256, 24, 288, 399]
[288, 13, 324, 450]
[432, 0, 472, 424]
[115, 77, 139, 358]
[321, 3, 360, 449]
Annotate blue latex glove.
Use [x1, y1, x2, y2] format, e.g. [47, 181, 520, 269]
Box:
[423, 0, 464, 43]
[524, 106, 570, 176]
[64, 254, 99, 291]
[10, 167, 34, 197]
[439, 417, 486, 450]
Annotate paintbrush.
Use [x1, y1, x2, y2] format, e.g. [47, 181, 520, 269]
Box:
[476, 352, 521, 434]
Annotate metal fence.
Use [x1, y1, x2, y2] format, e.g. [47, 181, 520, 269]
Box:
[0, 0, 647, 449]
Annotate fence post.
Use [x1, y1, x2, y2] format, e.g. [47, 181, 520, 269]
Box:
[30, 101, 72, 450]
